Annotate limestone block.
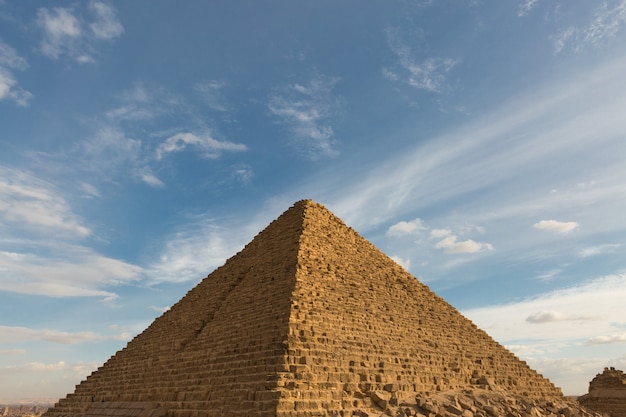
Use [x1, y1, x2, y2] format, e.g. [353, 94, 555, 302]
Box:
[371, 391, 392, 410]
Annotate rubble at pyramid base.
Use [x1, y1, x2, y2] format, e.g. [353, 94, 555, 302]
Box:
[49, 388, 604, 417]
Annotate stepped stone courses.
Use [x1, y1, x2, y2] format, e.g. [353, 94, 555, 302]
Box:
[579, 367, 626, 417]
[44, 200, 584, 417]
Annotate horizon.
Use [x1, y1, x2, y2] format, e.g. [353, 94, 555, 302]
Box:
[1, 0, 625, 402]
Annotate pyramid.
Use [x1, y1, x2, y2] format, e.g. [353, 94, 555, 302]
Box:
[44, 200, 563, 417]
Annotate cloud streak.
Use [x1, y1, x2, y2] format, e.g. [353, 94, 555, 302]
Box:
[268, 75, 341, 159]
[526, 311, 600, 323]
[0, 167, 90, 237]
[0, 326, 103, 344]
[0, 168, 143, 300]
[0, 39, 32, 106]
[384, 28, 457, 93]
[156, 132, 248, 160]
[0, 247, 143, 300]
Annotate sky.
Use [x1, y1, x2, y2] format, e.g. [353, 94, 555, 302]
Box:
[1, 0, 625, 402]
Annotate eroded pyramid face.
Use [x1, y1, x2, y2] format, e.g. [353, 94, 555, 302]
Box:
[44, 200, 563, 417]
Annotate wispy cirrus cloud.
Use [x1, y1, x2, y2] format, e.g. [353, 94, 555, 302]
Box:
[0, 326, 103, 344]
[0, 167, 90, 237]
[1, 361, 67, 374]
[578, 243, 621, 258]
[552, 0, 626, 54]
[194, 80, 230, 112]
[105, 82, 161, 122]
[268, 75, 342, 159]
[0, 39, 32, 106]
[518, 0, 541, 17]
[384, 28, 457, 93]
[0, 246, 142, 301]
[36, 1, 123, 63]
[0, 167, 143, 300]
[85, 82, 249, 188]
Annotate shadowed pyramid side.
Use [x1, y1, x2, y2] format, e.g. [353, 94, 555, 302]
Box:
[44, 200, 312, 417]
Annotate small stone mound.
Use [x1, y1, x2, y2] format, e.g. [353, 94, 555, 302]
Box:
[579, 367, 626, 417]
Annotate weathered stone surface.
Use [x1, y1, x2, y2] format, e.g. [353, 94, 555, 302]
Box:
[579, 367, 626, 417]
[42, 200, 580, 417]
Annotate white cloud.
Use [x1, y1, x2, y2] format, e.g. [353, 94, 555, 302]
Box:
[88, 1, 124, 40]
[37, 7, 82, 59]
[385, 28, 457, 93]
[0, 40, 33, 106]
[390, 255, 411, 270]
[427, 227, 493, 254]
[138, 168, 164, 188]
[79, 182, 100, 198]
[0, 167, 90, 237]
[434, 235, 493, 254]
[429, 228, 451, 239]
[156, 132, 248, 160]
[36, 1, 123, 63]
[232, 164, 253, 185]
[268, 75, 341, 159]
[0, 40, 27, 70]
[533, 219, 579, 233]
[535, 269, 562, 282]
[518, 0, 540, 17]
[552, 1, 626, 53]
[387, 218, 426, 236]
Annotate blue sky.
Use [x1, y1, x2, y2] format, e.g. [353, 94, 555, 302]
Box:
[1, 0, 625, 402]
